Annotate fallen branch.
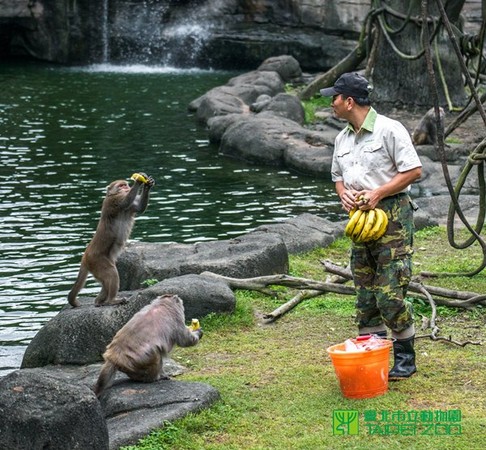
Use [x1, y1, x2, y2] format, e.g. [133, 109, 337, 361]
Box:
[262, 290, 322, 323]
[298, 38, 368, 100]
[200, 266, 483, 346]
[416, 334, 482, 346]
[320, 259, 486, 307]
[200, 271, 355, 295]
[414, 283, 439, 338]
[320, 260, 482, 346]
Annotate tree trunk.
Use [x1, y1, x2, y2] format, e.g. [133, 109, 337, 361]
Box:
[371, 0, 467, 109]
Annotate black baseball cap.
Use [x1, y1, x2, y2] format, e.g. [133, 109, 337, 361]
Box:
[320, 72, 372, 99]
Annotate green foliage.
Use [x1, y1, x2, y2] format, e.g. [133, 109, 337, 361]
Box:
[302, 95, 332, 123]
[415, 226, 444, 239]
[141, 278, 159, 287]
[122, 422, 181, 450]
[445, 136, 462, 144]
[199, 292, 256, 333]
[283, 84, 332, 124]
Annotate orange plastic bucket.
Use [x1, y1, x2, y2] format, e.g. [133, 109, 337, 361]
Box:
[327, 338, 392, 399]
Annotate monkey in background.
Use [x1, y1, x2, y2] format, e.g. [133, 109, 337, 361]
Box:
[68, 173, 155, 308]
[412, 106, 445, 146]
[93, 294, 203, 397]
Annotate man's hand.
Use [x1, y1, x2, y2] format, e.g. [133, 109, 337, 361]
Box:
[340, 189, 359, 213]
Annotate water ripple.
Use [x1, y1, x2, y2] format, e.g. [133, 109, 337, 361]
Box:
[0, 61, 343, 374]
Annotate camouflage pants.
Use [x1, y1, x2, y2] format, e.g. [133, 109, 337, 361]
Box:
[350, 194, 415, 333]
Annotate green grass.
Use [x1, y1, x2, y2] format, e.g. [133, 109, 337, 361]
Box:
[302, 95, 332, 123]
[121, 226, 486, 450]
[284, 84, 332, 124]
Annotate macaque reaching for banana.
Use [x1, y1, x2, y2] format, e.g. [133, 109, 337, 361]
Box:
[93, 294, 203, 397]
[68, 173, 155, 308]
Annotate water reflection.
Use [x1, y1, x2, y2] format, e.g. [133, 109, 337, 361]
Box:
[0, 61, 342, 374]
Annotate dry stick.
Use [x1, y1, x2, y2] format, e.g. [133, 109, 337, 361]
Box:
[415, 276, 481, 346]
[200, 271, 355, 295]
[202, 269, 481, 346]
[413, 284, 481, 346]
[262, 290, 323, 323]
[414, 283, 440, 338]
[202, 266, 485, 308]
[320, 260, 486, 306]
[298, 37, 368, 100]
[320, 260, 481, 346]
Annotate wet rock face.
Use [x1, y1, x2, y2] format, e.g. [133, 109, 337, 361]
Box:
[0, 0, 364, 68]
[3, 1, 481, 69]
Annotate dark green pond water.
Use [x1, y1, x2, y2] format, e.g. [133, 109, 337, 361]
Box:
[0, 61, 341, 374]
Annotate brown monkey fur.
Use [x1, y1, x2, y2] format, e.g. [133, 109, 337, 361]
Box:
[68, 174, 154, 307]
[93, 294, 203, 397]
[412, 106, 445, 146]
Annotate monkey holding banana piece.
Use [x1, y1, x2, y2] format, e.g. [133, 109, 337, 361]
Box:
[93, 294, 203, 397]
[68, 173, 155, 308]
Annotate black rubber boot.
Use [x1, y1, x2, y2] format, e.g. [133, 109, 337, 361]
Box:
[389, 336, 417, 380]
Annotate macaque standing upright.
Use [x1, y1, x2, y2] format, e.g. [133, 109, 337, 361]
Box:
[93, 294, 203, 397]
[68, 173, 155, 307]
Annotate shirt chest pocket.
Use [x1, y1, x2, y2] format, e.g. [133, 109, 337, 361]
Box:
[335, 147, 351, 160]
[362, 142, 387, 168]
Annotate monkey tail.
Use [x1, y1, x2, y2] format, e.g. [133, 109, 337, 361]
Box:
[68, 264, 89, 307]
[93, 361, 117, 397]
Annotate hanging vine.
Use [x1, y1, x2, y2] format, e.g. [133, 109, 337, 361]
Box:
[418, 0, 486, 277]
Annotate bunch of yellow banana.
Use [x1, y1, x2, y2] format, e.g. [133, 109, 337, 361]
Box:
[130, 172, 149, 184]
[344, 207, 388, 243]
[188, 318, 200, 331]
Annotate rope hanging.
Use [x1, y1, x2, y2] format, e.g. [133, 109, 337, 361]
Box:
[420, 0, 486, 277]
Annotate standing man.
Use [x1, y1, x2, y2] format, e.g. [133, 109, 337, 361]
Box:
[320, 72, 422, 380]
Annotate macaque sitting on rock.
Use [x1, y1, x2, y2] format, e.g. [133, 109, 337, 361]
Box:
[412, 107, 445, 146]
[93, 294, 203, 397]
[68, 173, 154, 307]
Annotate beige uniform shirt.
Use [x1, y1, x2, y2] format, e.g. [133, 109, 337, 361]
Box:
[331, 108, 422, 192]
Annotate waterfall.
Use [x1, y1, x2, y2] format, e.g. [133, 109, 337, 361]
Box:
[160, 21, 212, 67]
[107, 0, 221, 67]
[101, 0, 109, 62]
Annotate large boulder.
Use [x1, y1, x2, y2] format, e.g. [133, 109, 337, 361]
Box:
[207, 113, 247, 143]
[0, 365, 220, 450]
[192, 85, 251, 124]
[253, 213, 343, 254]
[415, 195, 480, 227]
[117, 231, 289, 291]
[415, 156, 474, 197]
[189, 69, 285, 124]
[0, 370, 108, 450]
[257, 93, 306, 125]
[103, 379, 220, 450]
[219, 114, 335, 172]
[257, 55, 303, 82]
[21, 275, 235, 368]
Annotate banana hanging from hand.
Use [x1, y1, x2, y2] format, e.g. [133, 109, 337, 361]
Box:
[364, 208, 388, 242]
[356, 208, 376, 242]
[345, 207, 388, 243]
[351, 209, 368, 241]
[344, 209, 364, 237]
